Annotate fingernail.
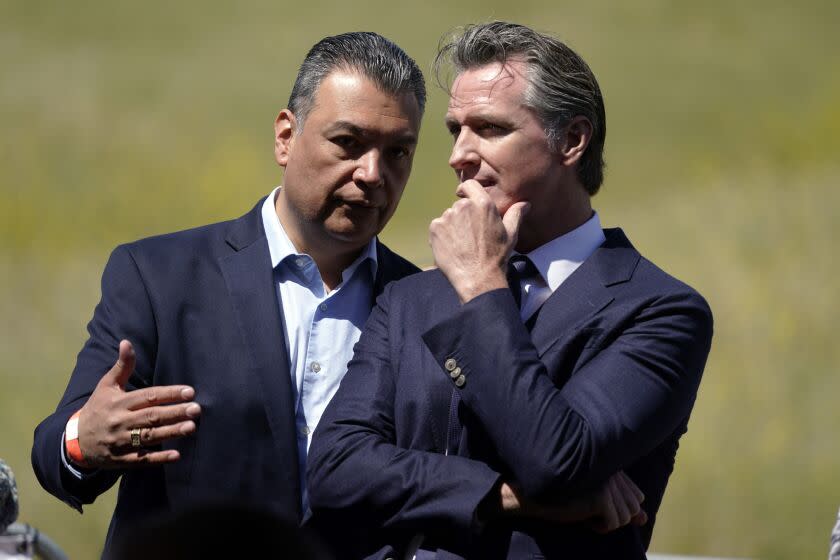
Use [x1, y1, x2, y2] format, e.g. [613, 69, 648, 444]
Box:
[181, 387, 195, 399]
[180, 421, 196, 435]
[186, 403, 201, 417]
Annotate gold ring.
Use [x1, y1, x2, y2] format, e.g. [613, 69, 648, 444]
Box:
[130, 427, 142, 448]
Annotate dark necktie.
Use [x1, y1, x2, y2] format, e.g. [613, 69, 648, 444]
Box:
[507, 254, 539, 308]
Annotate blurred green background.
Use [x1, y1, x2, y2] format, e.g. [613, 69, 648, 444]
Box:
[2, 0, 838, 558]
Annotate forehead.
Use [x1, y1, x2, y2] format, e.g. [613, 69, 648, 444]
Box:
[306, 70, 421, 135]
[447, 60, 529, 115]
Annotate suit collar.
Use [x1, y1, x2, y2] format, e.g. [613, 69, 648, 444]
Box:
[373, 240, 416, 298]
[225, 197, 267, 252]
[591, 228, 641, 287]
[529, 228, 640, 356]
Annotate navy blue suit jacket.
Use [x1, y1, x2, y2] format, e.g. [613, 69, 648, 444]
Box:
[30, 198, 418, 553]
[307, 228, 713, 559]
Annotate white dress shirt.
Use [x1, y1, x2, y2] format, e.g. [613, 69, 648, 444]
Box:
[513, 211, 606, 321]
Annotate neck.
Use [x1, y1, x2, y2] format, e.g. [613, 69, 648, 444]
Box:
[274, 197, 367, 291]
[516, 187, 593, 253]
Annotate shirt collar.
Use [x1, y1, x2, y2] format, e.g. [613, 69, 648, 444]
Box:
[261, 186, 379, 280]
[520, 211, 606, 292]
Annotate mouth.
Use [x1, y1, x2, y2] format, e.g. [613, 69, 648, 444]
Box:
[337, 199, 380, 210]
[467, 178, 495, 191]
[457, 170, 495, 189]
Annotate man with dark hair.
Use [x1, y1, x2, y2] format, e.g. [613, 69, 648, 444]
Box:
[308, 22, 713, 558]
[31, 31, 423, 555]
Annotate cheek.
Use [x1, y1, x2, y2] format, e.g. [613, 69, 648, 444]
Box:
[485, 188, 515, 217]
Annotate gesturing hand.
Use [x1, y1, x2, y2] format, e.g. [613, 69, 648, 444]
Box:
[429, 180, 530, 304]
[74, 340, 201, 468]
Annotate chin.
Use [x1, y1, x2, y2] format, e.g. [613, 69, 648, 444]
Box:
[325, 224, 378, 247]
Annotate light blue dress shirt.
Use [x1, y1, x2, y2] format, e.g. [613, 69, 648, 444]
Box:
[261, 187, 378, 511]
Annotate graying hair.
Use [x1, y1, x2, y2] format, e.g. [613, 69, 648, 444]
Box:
[288, 32, 426, 127]
[435, 22, 606, 195]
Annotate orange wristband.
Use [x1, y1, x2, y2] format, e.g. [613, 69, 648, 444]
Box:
[65, 410, 89, 468]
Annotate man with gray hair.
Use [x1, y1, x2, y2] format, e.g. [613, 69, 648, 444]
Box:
[309, 21, 712, 558]
[32, 31, 423, 555]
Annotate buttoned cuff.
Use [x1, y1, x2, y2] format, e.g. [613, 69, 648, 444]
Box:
[421, 288, 522, 392]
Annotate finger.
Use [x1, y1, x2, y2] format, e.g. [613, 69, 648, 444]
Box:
[609, 475, 632, 528]
[126, 402, 201, 429]
[501, 201, 531, 245]
[612, 472, 638, 511]
[455, 179, 487, 200]
[617, 471, 645, 506]
[117, 448, 181, 467]
[595, 478, 619, 533]
[105, 340, 136, 389]
[138, 420, 197, 446]
[122, 384, 196, 411]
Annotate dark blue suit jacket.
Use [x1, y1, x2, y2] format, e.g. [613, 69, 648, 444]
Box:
[307, 228, 713, 559]
[30, 198, 418, 554]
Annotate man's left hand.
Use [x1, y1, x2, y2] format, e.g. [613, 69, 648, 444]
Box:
[429, 180, 530, 303]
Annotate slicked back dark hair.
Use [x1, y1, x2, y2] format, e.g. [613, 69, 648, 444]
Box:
[288, 32, 426, 128]
[435, 22, 606, 195]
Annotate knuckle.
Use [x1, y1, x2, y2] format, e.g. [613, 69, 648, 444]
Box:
[105, 417, 119, 433]
[145, 410, 159, 425]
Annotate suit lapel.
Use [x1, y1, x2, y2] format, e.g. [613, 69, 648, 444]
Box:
[219, 200, 301, 513]
[530, 228, 641, 357]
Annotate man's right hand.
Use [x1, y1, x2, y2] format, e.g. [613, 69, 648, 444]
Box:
[73, 340, 201, 469]
[499, 471, 648, 532]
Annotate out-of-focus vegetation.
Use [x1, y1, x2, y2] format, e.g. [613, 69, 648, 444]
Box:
[1, 1, 838, 558]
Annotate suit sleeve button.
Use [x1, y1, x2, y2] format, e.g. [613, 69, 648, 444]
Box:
[444, 358, 457, 371]
[449, 366, 462, 380]
[454, 374, 466, 388]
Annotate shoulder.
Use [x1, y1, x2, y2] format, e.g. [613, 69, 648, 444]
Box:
[117, 199, 264, 266]
[375, 242, 421, 284]
[634, 256, 711, 313]
[96, 200, 265, 292]
[615, 235, 713, 332]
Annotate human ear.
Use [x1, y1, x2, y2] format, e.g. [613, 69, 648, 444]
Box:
[274, 109, 297, 168]
[559, 116, 593, 167]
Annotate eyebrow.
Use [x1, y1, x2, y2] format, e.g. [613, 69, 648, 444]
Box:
[324, 120, 418, 144]
[444, 112, 515, 130]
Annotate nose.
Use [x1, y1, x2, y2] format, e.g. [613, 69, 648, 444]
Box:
[353, 149, 384, 188]
[448, 129, 480, 175]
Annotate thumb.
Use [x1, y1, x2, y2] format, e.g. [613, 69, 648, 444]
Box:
[502, 202, 531, 247]
[106, 339, 136, 389]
